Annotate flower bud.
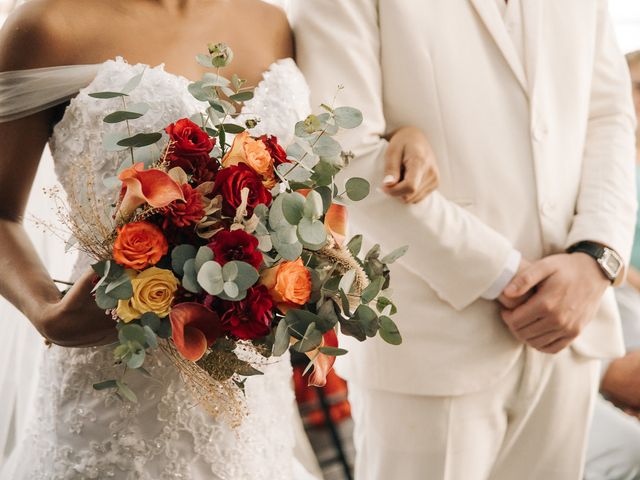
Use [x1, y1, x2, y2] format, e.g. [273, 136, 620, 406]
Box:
[207, 43, 234, 68]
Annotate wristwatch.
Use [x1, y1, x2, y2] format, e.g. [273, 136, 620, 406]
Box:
[567, 241, 624, 284]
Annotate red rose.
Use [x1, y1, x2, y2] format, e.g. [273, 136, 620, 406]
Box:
[165, 119, 218, 183]
[162, 183, 206, 229]
[215, 285, 275, 340]
[208, 229, 263, 269]
[260, 135, 289, 166]
[212, 164, 272, 217]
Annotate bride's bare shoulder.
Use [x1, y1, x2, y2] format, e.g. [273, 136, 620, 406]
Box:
[234, 0, 293, 58]
[0, 0, 108, 71]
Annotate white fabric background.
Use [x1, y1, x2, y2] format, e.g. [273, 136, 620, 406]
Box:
[0, 0, 637, 466]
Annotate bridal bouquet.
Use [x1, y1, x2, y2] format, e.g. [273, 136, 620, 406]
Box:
[57, 44, 405, 422]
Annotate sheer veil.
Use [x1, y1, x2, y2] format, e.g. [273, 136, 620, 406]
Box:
[0, 64, 99, 463]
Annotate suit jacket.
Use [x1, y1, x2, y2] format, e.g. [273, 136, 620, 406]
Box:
[292, 0, 637, 395]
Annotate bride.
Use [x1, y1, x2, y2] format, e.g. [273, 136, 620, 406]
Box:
[0, 0, 437, 478]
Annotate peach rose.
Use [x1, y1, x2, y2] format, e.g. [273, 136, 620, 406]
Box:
[222, 131, 276, 188]
[113, 222, 168, 270]
[260, 258, 312, 312]
[117, 267, 179, 322]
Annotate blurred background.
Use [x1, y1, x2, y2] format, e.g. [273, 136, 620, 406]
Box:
[0, 1, 638, 479]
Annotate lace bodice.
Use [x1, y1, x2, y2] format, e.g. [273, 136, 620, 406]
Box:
[2, 58, 313, 480]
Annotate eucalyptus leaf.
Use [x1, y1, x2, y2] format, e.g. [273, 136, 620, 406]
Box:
[361, 277, 384, 304]
[226, 261, 259, 290]
[303, 190, 323, 219]
[345, 177, 371, 201]
[140, 312, 161, 332]
[89, 91, 127, 99]
[318, 346, 348, 356]
[272, 234, 303, 261]
[195, 246, 214, 271]
[379, 316, 403, 345]
[281, 192, 306, 226]
[334, 106, 363, 129]
[347, 235, 363, 257]
[143, 325, 158, 349]
[292, 322, 323, 353]
[197, 260, 224, 295]
[117, 132, 163, 148]
[355, 304, 379, 337]
[95, 285, 118, 310]
[285, 309, 322, 338]
[118, 324, 147, 346]
[229, 91, 254, 102]
[116, 380, 138, 403]
[381, 245, 409, 264]
[103, 110, 145, 124]
[220, 123, 245, 134]
[223, 281, 240, 298]
[127, 348, 146, 370]
[93, 379, 118, 391]
[183, 258, 202, 294]
[312, 135, 342, 157]
[340, 319, 366, 342]
[315, 186, 332, 214]
[297, 218, 327, 247]
[222, 262, 239, 282]
[272, 319, 291, 357]
[104, 273, 133, 300]
[171, 244, 197, 276]
[376, 296, 398, 315]
[196, 53, 214, 67]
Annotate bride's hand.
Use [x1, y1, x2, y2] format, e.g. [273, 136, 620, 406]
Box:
[36, 270, 118, 348]
[382, 126, 440, 204]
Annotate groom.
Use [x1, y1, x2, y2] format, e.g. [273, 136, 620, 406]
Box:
[293, 0, 637, 479]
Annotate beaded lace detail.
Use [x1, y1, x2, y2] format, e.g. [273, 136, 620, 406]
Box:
[8, 58, 312, 480]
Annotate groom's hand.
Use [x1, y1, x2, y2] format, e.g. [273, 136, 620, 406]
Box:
[383, 126, 439, 204]
[499, 253, 609, 354]
[497, 258, 533, 309]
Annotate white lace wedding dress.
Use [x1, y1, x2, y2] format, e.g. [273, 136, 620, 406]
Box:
[0, 58, 315, 480]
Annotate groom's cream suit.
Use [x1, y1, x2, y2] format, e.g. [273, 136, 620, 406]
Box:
[293, 0, 637, 478]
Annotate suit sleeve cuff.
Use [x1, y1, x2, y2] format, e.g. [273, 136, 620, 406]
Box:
[481, 249, 522, 300]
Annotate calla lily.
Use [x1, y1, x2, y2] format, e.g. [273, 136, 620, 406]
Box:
[169, 303, 223, 361]
[296, 188, 348, 246]
[118, 162, 185, 218]
[307, 328, 339, 387]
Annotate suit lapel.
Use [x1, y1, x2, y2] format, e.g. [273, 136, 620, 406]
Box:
[521, 0, 543, 100]
[468, 0, 528, 94]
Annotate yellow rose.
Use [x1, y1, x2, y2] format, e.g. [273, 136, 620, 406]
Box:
[222, 131, 276, 188]
[116, 267, 179, 322]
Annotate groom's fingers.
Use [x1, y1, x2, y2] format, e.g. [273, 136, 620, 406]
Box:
[383, 142, 403, 187]
[386, 156, 425, 197]
[504, 258, 555, 298]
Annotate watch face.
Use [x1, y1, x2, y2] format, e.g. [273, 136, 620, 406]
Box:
[601, 250, 623, 279]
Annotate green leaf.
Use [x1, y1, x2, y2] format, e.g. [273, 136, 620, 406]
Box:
[272, 320, 291, 357]
[157, 318, 172, 339]
[281, 192, 306, 226]
[220, 123, 245, 134]
[347, 235, 363, 257]
[118, 324, 147, 345]
[318, 346, 348, 356]
[127, 348, 146, 369]
[95, 285, 118, 310]
[195, 246, 214, 272]
[381, 245, 409, 264]
[379, 316, 403, 345]
[143, 325, 158, 349]
[355, 304, 379, 337]
[89, 91, 127, 99]
[116, 380, 138, 403]
[103, 110, 145, 124]
[338, 288, 351, 316]
[93, 379, 118, 391]
[121, 72, 145, 94]
[227, 261, 259, 290]
[197, 260, 224, 295]
[105, 271, 133, 299]
[285, 309, 321, 338]
[315, 186, 332, 214]
[339, 269, 356, 294]
[183, 258, 202, 294]
[316, 299, 340, 331]
[196, 53, 214, 67]
[345, 177, 371, 201]
[117, 132, 163, 148]
[272, 234, 303, 261]
[334, 106, 363, 129]
[361, 277, 384, 304]
[292, 322, 323, 353]
[140, 312, 161, 332]
[303, 190, 324, 219]
[297, 218, 327, 247]
[376, 296, 398, 315]
[229, 91, 254, 102]
[223, 281, 240, 298]
[312, 135, 342, 157]
[268, 194, 288, 230]
[171, 244, 197, 276]
[340, 319, 366, 342]
[222, 261, 239, 282]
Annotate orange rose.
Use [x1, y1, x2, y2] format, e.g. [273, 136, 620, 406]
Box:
[113, 222, 169, 270]
[260, 258, 312, 312]
[222, 131, 276, 188]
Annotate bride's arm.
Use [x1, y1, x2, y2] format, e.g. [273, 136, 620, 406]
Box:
[0, 7, 116, 347]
